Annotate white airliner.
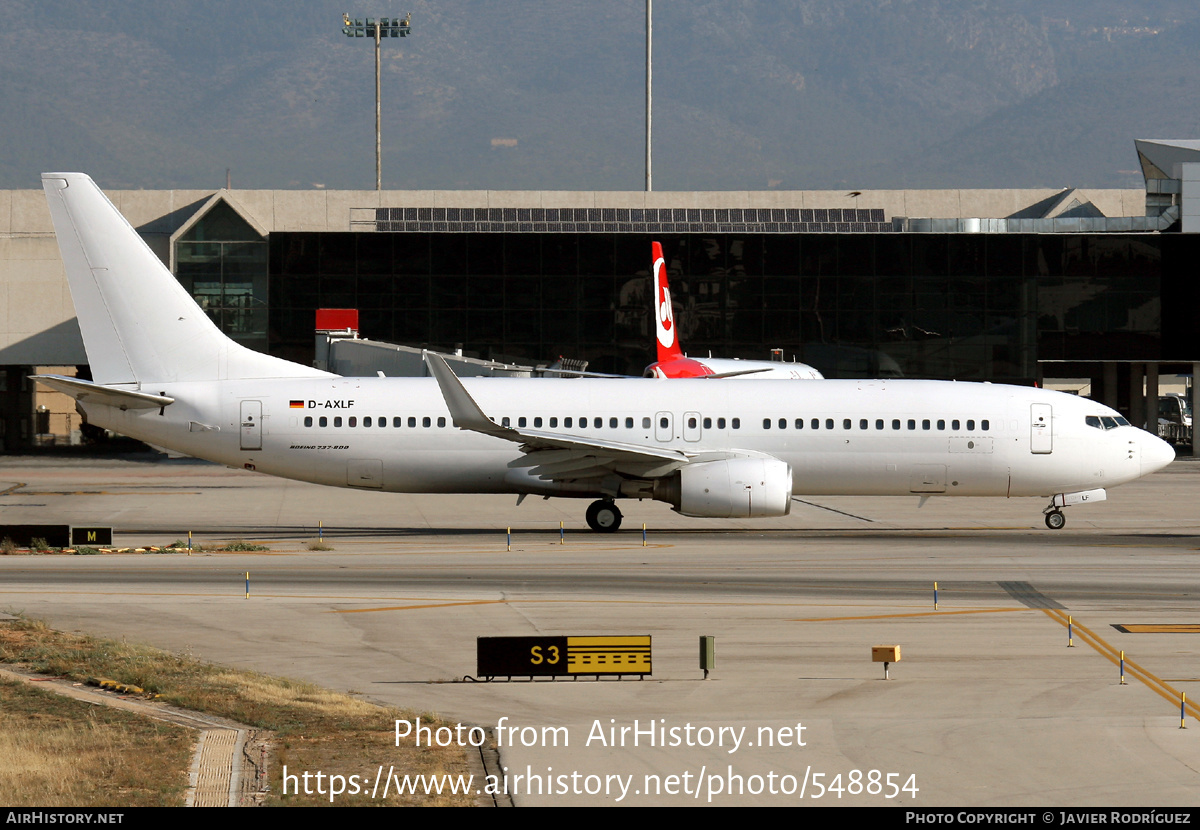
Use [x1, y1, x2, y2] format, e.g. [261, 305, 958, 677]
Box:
[644, 241, 823, 379]
[36, 173, 1174, 533]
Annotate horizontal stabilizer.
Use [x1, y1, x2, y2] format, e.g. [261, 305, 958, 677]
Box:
[30, 375, 173, 410]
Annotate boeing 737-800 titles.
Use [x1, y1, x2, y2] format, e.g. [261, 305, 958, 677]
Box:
[35, 174, 1174, 532]
[644, 241, 823, 379]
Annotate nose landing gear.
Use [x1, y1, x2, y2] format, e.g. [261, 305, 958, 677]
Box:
[585, 499, 623, 533]
[1041, 488, 1106, 530]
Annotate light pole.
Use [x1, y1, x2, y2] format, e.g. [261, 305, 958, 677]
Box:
[646, 0, 652, 192]
[341, 13, 412, 190]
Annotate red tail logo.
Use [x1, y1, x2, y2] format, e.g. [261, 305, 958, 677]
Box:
[652, 242, 682, 361]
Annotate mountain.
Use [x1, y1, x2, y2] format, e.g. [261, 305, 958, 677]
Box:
[1, 0, 1196, 190]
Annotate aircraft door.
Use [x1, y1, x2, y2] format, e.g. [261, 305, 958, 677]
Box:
[348, 459, 384, 489]
[1030, 403, 1052, 454]
[683, 411, 702, 442]
[240, 400, 262, 451]
[655, 411, 674, 442]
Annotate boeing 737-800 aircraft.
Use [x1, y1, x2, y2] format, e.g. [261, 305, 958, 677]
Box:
[35, 174, 1174, 532]
[644, 241, 824, 379]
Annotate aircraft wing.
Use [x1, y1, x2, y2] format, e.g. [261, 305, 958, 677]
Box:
[535, 365, 770, 380]
[424, 352, 693, 480]
[701, 367, 772, 379]
[532, 367, 630, 379]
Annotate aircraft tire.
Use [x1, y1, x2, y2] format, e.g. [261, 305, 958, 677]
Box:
[586, 500, 623, 533]
[1044, 510, 1066, 530]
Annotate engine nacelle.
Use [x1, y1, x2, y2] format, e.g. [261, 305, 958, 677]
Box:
[656, 457, 793, 518]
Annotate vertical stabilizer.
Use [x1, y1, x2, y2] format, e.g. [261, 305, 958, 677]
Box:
[652, 241, 684, 363]
[42, 173, 331, 384]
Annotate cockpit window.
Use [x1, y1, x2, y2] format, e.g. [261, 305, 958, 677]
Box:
[1088, 414, 1128, 431]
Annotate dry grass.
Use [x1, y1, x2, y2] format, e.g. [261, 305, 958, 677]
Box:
[217, 672, 380, 717]
[0, 619, 475, 807]
[0, 679, 192, 806]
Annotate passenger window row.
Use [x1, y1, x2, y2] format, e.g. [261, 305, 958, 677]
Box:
[500, 416, 743, 430]
[301, 414, 748, 430]
[761, 417, 990, 431]
[502, 416, 637, 429]
[302, 413, 992, 433]
[303, 415, 447, 428]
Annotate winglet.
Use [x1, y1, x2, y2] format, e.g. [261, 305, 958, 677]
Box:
[652, 242, 684, 363]
[423, 351, 511, 438]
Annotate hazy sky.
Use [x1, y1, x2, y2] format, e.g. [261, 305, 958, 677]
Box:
[2, 0, 1199, 190]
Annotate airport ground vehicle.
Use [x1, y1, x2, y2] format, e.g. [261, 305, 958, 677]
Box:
[1158, 393, 1193, 446]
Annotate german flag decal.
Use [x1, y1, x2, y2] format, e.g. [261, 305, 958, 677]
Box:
[289, 400, 305, 408]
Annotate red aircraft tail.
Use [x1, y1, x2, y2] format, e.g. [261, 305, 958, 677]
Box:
[652, 242, 683, 363]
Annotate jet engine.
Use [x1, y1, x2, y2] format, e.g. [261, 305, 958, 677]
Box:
[655, 457, 793, 518]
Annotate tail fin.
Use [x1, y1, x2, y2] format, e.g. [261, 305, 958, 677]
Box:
[652, 241, 683, 363]
[42, 173, 331, 385]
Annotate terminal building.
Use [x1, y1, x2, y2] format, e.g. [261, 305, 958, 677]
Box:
[1, 139, 1197, 452]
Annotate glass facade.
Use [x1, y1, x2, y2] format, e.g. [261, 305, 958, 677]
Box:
[175, 201, 269, 351]
[268, 232, 1179, 383]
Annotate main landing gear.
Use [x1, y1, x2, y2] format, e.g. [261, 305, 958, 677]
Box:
[1044, 508, 1066, 530]
[585, 499, 623, 533]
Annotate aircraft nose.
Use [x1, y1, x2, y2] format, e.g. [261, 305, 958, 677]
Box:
[1141, 432, 1176, 476]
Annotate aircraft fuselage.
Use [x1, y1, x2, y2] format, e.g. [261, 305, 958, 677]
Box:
[84, 376, 1154, 501]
